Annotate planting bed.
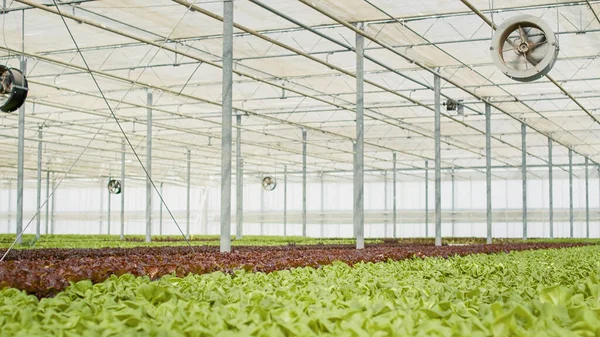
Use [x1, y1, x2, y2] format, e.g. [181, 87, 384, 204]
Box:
[0, 241, 589, 298]
[1, 245, 599, 336]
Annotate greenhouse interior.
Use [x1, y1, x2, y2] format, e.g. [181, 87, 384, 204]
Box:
[1, 0, 600, 336]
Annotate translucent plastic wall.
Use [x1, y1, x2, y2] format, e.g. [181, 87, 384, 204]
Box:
[1, 169, 599, 238]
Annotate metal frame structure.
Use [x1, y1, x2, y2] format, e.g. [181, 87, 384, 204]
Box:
[0, 0, 599, 247]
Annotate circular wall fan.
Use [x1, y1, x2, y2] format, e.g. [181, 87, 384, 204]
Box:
[107, 179, 122, 194]
[261, 176, 277, 191]
[490, 15, 559, 82]
[0, 65, 28, 113]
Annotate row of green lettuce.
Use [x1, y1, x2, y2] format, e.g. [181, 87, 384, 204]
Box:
[1, 245, 599, 336]
[1, 233, 599, 249]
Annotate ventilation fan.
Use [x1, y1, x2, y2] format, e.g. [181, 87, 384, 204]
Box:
[0, 65, 28, 113]
[490, 15, 559, 82]
[261, 176, 277, 191]
[107, 179, 122, 194]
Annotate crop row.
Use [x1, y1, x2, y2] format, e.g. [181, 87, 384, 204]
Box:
[0, 242, 589, 298]
[1, 245, 599, 336]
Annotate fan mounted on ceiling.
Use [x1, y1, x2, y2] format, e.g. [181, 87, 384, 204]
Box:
[107, 179, 122, 195]
[261, 176, 277, 191]
[490, 15, 559, 82]
[0, 65, 28, 113]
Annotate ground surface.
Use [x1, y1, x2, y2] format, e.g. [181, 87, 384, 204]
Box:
[1, 244, 599, 336]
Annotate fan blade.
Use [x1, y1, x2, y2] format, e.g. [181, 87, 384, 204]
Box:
[518, 25, 527, 43]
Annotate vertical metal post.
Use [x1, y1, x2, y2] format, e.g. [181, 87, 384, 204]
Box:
[50, 174, 55, 234]
[99, 179, 104, 234]
[434, 74, 441, 247]
[120, 141, 125, 240]
[521, 123, 527, 240]
[220, 0, 233, 252]
[108, 177, 111, 235]
[569, 148, 574, 238]
[548, 138, 553, 239]
[384, 171, 388, 237]
[302, 128, 307, 237]
[485, 103, 492, 244]
[236, 114, 243, 239]
[354, 22, 365, 250]
[320, 173, 325, 238]
[393, 152, 397, 238]
[283, 165, 287, 236]
[425, 160, 429, 237]
[260, 184, 264, 235]
[146, 89, 153, 243]
[7, 180, 11, 233]
[45, 171, 49, 235]
[451, 168, 455, 237]
[186, 149, 191, 240]
[15, 9, 26, 243]
[159, 182, 163, 236]
[36, 126, 42, 239]
[585, 157, 589, 238]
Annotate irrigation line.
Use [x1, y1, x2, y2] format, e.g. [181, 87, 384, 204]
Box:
[1, 0, 200, 260]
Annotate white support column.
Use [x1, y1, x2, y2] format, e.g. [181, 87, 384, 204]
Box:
[548, 138, 553, 239]
[107, 177, 111, 235]
[283, 165, 287, 236]
[50, 175, 55, 234]
[522, 123, 527, 240]
[384, 171, 388, 237]
[485, 103, 492, 244]
[354, 22, 365, 250]
[434, 74, 441, 247]
[451, 168, 455, 237]
[302, 128, 307, 237]
[15, 10, 26, 243]
[585, 157, 589, 238]
[146, 89, 153, 243]
[392, 153, 397, 238]
[99, 179, 104, 234]
[120, 141, 125, 240]
[36, 126, 42, 239]
[425, 160, 429, 237]
[45, 172, 49, 235]
[569, 148, 573, 238]
[320, 173, 325, 238]
[186, 149, 191, 240]
[159, 182, 163, 236]
[236, 114, 243, 239]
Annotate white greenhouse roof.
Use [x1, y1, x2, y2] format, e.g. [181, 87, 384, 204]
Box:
[0, 0, 599, 185]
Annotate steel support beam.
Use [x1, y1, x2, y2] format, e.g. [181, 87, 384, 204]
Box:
[283, 165, 287, 236]
[548, 138, 553, 239]
[159, 182, 163, 236]
[451, 168, 455, 237]
[15, 10, 25, 243]
[434, 74, 441, 247]
[236, 114, 243, 239]
[320, 173, 325, 238]
[569, 148, 574, 238]
[486, 103, 492, 244]
[425, 160, 429, 237]
[260, 184, 264, 235]
[146, 89, 153, 243]
[220, 0, 233, 252]
[354, 22, 365, 250]
[586, 157, 589, 238]
[50, 175, 55, 234]
[35, 126, 42, 239]
[522, 123, 527, 240]
[393, 152, 397, 238]
[99, 180, 104, 234]
[45, 171, 49, 235]
[302, 128, 307, 237]
[120, 141, 125, 240]
[384, 171, 388, 237]
[186, 149, 191, 240]
[7, 180, 11, 233]
[107, 177, 111, 235]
